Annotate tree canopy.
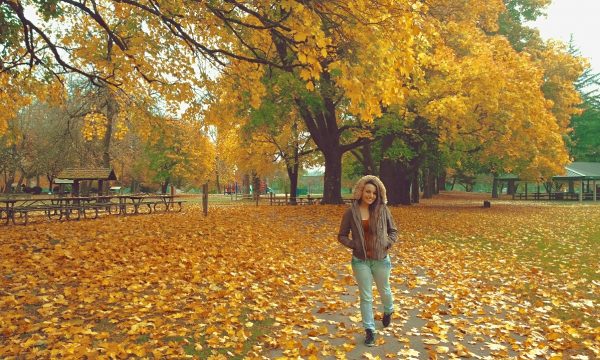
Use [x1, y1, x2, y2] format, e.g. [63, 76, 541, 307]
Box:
[0, 0, 588, 201]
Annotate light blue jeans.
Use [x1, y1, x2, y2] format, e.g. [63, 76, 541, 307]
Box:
[351, 255, 394, 331]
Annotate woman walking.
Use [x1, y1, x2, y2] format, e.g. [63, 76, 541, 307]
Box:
[338, 175, 398, 346]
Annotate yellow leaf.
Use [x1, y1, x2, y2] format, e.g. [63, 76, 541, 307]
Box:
[436, 346, 449, 354]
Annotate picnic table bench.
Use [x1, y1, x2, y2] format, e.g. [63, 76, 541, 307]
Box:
[268, 196, 321, 205]
[269, 196, 354, 205]
[513, 192, 582, 201]
[0, 194, 188, 225]
[121, 195, 185, 214]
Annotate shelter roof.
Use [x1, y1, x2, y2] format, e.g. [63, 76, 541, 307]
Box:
[495, 162, 600, 181]
[495, 174, 520, 181]
[57, 168, 117, 181]
[563, 162, 600, 178]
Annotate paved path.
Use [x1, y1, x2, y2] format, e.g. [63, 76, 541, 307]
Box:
[266, 266, 528, 360]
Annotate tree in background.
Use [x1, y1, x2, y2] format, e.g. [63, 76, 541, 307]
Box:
[202, 65, 319, 202]
[497, 0, 551, 51]
[570, 75, 600, 162]
[194, 1, 429, 203]
[343, 0, 583, 204]
[568, 42, 600, 162]
[136, 115, 213, 194]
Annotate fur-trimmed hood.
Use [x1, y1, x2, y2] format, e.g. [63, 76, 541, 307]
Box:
[351, 175, 387, 205]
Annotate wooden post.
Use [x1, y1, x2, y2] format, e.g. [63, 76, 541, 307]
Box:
[255, 193, 259, 206]
[202, 183, 208, 216]
[569, 180, 575, 193]
[73, 180, 80, 197]
[580, 180, 583, 202]
[593, 180, 597, 202]
[170, 183, 175, 210]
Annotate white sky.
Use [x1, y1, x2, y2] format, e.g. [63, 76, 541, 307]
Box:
[531, 0, 600, 73]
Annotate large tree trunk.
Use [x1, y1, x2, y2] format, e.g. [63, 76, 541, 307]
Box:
[102, 37, 116, 170]
[492, 177, 499, 198]
[295, 73, 345, 204]
[322, 147, 343, 204]
[252, 173, 260, 200]
[16, 172, 24, 191]
[287, 163, 299, 205]
[4, 172, 15, 193]
[97, 37, 117, 196]
[286, 134, 300, 205]
[397, 169, 412, 205]
[102, 93, 116, 169]
[215, 161, 221, 194]
[352, 143, 376, 175]
[379, 134, 416, 205]
[381, 159, 413, 205]
[437, 170, 446, 193]
[507, 180, 516, 195]
[411, 172, 420, 203]
[273, 33, 366, 204]
[285, 119, 301, 205]
[243, 174, 250, 194]
[380, 158, 394, 202]
[423, 167, 434, 199]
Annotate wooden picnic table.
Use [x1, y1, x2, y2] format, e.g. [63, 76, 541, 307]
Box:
[1, 196, 119, 224]
[118, 194, 183, 215]
[268, 196, 353, 205]
[0, 199, 17, 225]
[0, 194, 187, 225]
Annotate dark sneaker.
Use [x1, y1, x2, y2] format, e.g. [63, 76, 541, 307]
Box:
[382, 312, 392, 327]
[365, 329, 375, 347]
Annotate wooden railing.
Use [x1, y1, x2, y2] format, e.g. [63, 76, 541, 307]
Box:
[512, 192, 599, 201]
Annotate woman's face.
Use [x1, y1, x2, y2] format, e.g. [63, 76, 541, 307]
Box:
[361, 183, 377, 206]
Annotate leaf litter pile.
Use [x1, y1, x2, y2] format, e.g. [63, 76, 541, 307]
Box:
[1, 194, 598, 359]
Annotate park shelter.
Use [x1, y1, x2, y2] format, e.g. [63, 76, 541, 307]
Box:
[496, 162, 600, 201]
[52, 178, 74, 195]
[552, 162, 600, 201]
[56, 168, 118, 196]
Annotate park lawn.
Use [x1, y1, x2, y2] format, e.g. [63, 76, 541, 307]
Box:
[0, 194, 598, 359]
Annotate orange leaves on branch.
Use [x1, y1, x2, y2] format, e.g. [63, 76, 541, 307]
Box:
[82, 109, 108, 141]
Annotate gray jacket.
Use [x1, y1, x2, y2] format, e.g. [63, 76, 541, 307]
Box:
[338, 203, 398, 260]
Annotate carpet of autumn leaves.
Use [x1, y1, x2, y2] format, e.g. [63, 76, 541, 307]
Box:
[0, 193, 599, 359]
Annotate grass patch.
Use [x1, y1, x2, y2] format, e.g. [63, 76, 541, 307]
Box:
[182, 311, 276, 359]
[517, 226, 599, 282]
[136, 334, 150, 344]
[435, 225, 599, 328]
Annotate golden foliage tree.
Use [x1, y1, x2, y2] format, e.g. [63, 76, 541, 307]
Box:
[0, 0, 586, 201]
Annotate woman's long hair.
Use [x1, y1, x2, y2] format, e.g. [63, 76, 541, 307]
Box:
[364, 180, 383, 235]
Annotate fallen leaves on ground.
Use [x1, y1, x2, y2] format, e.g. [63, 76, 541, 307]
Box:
[0, 193, 598, 359]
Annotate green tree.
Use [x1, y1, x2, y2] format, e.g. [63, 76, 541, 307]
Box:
[497, 0, 550, 51]
[569, 46, 600, 161]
